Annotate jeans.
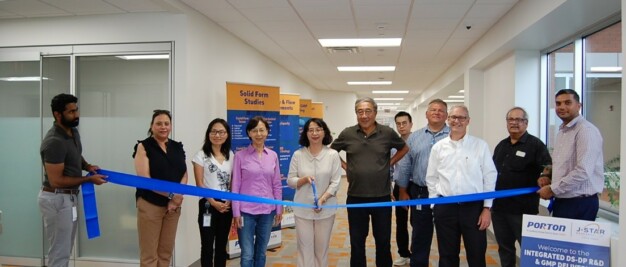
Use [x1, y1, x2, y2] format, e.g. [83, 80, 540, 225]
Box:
[237, 211, 276, 267]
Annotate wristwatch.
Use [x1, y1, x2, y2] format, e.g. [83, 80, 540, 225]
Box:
[168, 193, 174, 200]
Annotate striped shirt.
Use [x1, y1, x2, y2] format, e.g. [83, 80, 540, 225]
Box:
[551, 115, 604, 198]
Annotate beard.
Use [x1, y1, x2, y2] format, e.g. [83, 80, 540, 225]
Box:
[61, 116, 79, 128]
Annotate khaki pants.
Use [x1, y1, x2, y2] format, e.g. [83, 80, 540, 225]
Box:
[294, 215, 336, 267]
[137, 197, 181, 267]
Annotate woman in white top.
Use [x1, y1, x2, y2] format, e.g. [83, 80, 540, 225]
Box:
[192, 118, 235, 267]
[287, 118, 342, 267]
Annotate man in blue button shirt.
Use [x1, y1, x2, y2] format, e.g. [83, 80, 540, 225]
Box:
[397, 99, 449, 267]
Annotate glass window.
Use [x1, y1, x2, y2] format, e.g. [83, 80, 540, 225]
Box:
[546, 43, 575, 149]
[584, 22, 621, 211]
[545, 22, 621, 215]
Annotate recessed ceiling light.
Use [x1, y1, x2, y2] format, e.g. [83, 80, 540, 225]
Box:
[347, 81, 392, 85]
[590, 66, 622, 72]
[338, 66, 396, 72]
[319, 38, 402, 47]
[0, 76, 49, 81]
[116, 55, 169, 60]
[448, 95, 464, 99]
[445, 99, 465, 103]
[372, 90, 409, 94]
[374, 98, 404, 101]
[458, 90, 465, 93]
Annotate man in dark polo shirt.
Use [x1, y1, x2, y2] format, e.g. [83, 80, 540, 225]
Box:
[492, 107, 551, 267]
[39, 93, 108, 267]
[331, 97, 409, 267]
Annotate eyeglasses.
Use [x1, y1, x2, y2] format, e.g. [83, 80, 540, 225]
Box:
[448, 115, 468, 122]
[506, 118, 527, 124]
[396, 121, 410, 127]
[209, 130, 228, 136]
[250, 128, 267, 135]
[307, 127, 324, 134]
[356, 109, 374, 116]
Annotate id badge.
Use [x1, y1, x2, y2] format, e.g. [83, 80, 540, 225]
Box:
[203, 213, 212, 227]
[415, 204, 422, 211]
[72, 206, 77, 222]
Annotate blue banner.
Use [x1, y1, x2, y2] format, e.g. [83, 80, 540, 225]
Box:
[279, 114, 299, 200]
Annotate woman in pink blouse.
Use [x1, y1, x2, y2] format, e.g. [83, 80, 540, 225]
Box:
[231, 116, 282, 267]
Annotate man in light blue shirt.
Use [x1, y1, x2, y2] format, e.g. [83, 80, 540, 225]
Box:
[397, 99, 449, 267]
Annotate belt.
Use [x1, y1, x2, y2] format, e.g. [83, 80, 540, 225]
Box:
[42, 186, 80, 195]
[556, 193, 598, 199]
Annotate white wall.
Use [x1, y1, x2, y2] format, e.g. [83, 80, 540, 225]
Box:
[315, 90, 357, 139]
[482, 54, 515, 150]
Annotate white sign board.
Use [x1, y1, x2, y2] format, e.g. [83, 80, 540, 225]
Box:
[521, 215, 611, 267]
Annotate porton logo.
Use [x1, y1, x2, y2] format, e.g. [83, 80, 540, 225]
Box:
[575, 223, 606, 237]
[526, 221, 567, 235]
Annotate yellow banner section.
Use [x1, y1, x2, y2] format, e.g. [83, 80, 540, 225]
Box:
[280, 94, 300, 115]
[300, 99, 313, 117]
[311, 102, 324, 119]
[226, 82, 280, 111]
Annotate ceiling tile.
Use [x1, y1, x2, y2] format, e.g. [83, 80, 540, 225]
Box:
[42, 0, 123, 15]
[106, 0, 169, 12]
[411, 2, 472, 19]
[238, 7, 299, 21]
[0, 0, 68, 17]
[227, 0, 290, 9]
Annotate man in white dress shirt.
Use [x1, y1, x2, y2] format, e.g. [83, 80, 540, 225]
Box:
[425, 105, 497, 267]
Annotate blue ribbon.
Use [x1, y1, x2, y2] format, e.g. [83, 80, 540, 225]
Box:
[83, 169, 540, 238]
[311, 180, 319, 209]
[81, 181, 100, 239]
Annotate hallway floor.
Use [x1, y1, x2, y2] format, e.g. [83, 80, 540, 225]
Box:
[226, 177, 502, 267]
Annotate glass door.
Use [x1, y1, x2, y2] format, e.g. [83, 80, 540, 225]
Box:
[74, 53, 171, 264]
[0, 48, 72, 266]
[0, 52, 45, 266]
[0, 43, 172, 267]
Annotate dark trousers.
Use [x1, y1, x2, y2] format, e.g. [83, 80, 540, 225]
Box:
[492, 212, 523, 267]
[393, 184, 411, 258]
[433, 201, 486, 267]
[552, 194, 599, 221]
[198, 198, 233, 267]
[347, 195, 393, 267]
[408, 184, 433, 267]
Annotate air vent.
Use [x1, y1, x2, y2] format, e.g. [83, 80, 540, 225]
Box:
[326, 47, 360, 54]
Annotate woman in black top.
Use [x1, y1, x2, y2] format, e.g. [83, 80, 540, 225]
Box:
[133, 109, 188, 267]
